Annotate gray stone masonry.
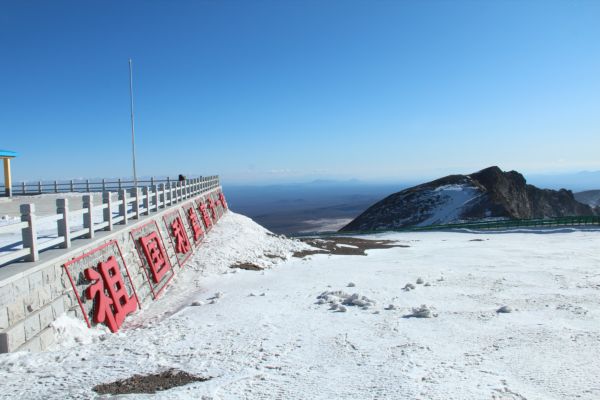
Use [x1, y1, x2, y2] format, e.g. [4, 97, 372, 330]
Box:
[0, 187, 224, 353]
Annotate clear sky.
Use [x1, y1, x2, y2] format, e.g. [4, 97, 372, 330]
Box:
[1, 1, 599, 184]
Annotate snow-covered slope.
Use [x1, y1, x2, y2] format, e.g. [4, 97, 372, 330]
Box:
[0, 212, 599, 399]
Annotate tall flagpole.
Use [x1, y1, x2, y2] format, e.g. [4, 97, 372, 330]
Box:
[128, 58, 138, 188]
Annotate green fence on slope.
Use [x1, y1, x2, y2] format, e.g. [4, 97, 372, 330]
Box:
[293, 215, 600, 237]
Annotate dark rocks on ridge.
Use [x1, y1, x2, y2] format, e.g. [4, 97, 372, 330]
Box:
[340, 166, 595, 232]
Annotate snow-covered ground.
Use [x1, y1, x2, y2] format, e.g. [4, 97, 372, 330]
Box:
[1, 212, 599, 399]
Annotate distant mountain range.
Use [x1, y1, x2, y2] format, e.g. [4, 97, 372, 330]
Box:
[526, 170, 600, 191]
[341, 166, 597, 232]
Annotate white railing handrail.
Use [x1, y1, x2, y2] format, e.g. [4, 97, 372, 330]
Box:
[0, 174, 220, 196]
[0, 176, 221, 267]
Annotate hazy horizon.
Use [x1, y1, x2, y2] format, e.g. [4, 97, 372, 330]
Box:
[2, 1, 600, 183]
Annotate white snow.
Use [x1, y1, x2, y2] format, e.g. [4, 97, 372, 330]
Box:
[0, 214, 599, 399]
[336, 243, 358, 249]
[0, 215, 19, 227]
[416, 183, 483, 226]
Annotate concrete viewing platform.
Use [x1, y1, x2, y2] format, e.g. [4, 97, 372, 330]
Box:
[0, 193, 103, 219]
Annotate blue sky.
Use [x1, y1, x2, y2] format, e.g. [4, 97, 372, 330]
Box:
[1, 1, 599, 184]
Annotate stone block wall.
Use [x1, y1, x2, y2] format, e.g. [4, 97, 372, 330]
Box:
[0, 188, 225, 352]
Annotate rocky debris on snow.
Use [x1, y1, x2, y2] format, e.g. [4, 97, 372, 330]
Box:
[230, 262, 262, 271]
[263, 253, 285, 260]
[294, 236, 409, 258]
[208, 292, 223, 304]
[347, 282, 356, 287]
[337, 305, 347, 312]
[556, 303, 588, 315]
[403, 283, 416, 291]
[93, 369, 211, 395]
[385, 304, 397, 310]
[190, 301, 204, 307]
[404, 304, 437, 318]
[416, 277, 424, 284]
[317, 290, 376, 311]
[496, 305, 513, 314]
[424, 282, 431, 287]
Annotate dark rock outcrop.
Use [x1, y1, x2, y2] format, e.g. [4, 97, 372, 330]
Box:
[340, 166, 595, 232]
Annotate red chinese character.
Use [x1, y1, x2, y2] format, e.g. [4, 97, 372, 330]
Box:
[84, 256, 138, 333]
[207, 198, 217, 220]
[139, 231, 171, 283]
[186, 207, 203, 242]
[171, 216, 191, 254]
[218, 192, 228, 210]
[198, 203, 212, 230]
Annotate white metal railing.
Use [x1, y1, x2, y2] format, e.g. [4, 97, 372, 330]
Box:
[0, 176, 220, 267]
[0, 175, 207, 196]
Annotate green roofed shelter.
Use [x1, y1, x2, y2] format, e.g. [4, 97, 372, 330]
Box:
[0, 149, 18, 197]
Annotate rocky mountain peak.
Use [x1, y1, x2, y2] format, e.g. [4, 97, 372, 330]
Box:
[340, 166, 595, 232]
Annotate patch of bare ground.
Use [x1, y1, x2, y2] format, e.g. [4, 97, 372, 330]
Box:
[92, 369, 211, 395]
[230, 262, 263, 271]
[294, 236, 409, 257]
[264, 253, 285, 260]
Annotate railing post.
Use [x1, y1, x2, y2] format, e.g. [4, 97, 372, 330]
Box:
[86, 179, 90, 192]
[142, 186, 150, 215]
[56, 198, 71, 248]
[132, 187, 140, 219]
[118, 178, 122, 190]
[54, 180, 58, 193]
[102, 178, 106, 192]
[167, 176, 170, 186]
[159, 183, 165, 209]
[20, 204, 39, 262]
[83, 195, 94, 239]
[165, 183, 173, 208]
[21, 181, 26, 194]
[151, 185, 158, 212]
[119, 189, 128, 225]
[70, 180, 74, 192]
[37, 181, 42, 194]
[150, 177, 154, 186]
[103, 191, 114, 231]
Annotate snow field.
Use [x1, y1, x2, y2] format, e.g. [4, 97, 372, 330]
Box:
[0, 214, 598, 399]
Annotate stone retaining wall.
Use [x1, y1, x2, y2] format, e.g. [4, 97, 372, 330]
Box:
[0, 187, 226, 352]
